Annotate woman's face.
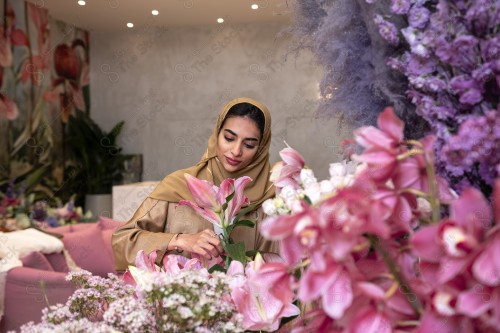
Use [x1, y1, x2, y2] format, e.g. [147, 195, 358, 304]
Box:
[216, 116, 261, 173]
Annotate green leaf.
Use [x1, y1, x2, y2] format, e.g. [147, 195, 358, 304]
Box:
[234, 204, 256, 222]
[221, 191, 235, 211]
[208, 264, 226, 273]
[234, 219, 255, 228]
[303, 195, 312, 205]
[225, 242, 247, 266]
[225, 190, 235, 203]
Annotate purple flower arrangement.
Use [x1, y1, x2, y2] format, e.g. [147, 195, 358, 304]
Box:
[368, 0, 500, 196]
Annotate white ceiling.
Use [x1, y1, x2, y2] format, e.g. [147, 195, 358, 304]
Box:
[35, 0, 292, 31]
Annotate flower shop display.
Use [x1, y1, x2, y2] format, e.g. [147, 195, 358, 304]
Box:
[14, 108, 500, 332]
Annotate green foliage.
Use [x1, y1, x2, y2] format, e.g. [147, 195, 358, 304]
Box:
[66, 111, 130, 194]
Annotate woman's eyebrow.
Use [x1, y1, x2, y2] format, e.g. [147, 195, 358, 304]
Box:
[224, 129, 259, 142]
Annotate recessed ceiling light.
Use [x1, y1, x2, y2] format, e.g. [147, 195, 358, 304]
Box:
[78, 0, 86, 5]
[152, 9, 159, 16]
[127, 22, 134, 28]
[251, 4, 259, 9]
[217, 18, 224, 23]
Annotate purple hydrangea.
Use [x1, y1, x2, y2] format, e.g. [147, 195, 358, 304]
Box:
[480, 36, 500, 62]
[390, 0, 411, 15]
[441, 110, 500, 185]
[408, 5, 430, 28]
[375, 14, 400, 45]
[449, 75, 483, 105]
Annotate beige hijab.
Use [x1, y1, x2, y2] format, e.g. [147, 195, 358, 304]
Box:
[149, 97, 275, 207]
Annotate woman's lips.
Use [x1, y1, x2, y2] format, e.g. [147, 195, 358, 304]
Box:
[225, 156, 241, 166]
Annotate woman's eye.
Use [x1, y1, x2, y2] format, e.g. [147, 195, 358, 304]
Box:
[245, 144, 256, 149]
[225, 136, 234, 142]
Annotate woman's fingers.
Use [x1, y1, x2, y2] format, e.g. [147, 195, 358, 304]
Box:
[182, 230, 221, 259]
[202, 229, 224, 254]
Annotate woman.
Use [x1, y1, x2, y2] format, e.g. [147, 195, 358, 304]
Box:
[112, 97, 276, 271]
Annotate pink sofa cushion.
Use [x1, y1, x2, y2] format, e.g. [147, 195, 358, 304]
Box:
[98, 216, 125, 230]
[21, 251, 54, 271]
[44, 252, 70, 273]
[50, 224, 73, 234]
[61, 223, 115, 277]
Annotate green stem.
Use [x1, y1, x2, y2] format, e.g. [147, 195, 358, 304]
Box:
[424, 149, 440, 223]
[368, 234, 422, 315]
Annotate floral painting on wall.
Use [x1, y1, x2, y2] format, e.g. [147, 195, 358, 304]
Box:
[0, 0, 90, 201]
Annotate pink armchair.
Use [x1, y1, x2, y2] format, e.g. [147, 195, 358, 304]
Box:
[0, 217, 123, 332]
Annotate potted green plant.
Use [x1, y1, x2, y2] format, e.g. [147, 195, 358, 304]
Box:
[66, 111, 130, 217]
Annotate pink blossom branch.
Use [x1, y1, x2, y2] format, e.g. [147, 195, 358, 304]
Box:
[368, 234, 423, 315]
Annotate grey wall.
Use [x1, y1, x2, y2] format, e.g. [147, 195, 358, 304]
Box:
[90, 22, 353, 181]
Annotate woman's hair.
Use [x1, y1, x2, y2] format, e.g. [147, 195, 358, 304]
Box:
[219, 102, 265, 139]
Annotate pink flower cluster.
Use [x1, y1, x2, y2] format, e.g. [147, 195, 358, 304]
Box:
[257, 108, 500, 332]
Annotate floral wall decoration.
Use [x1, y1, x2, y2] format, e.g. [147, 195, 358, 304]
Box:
[0, 0, 90, 202]
[290, 0, 500, 198]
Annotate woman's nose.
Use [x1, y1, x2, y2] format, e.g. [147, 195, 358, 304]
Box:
[231, 142, 243, 156]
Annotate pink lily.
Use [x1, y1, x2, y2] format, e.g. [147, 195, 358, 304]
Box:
[231, 255, 300, 331]
[179, 174, 252, 228]
[122, 250, 158, 287]
[184, 173, 219, 209]
[162, 254, 202, 274]
[135, 249, 158, 272]
[225, 176, 252, 224]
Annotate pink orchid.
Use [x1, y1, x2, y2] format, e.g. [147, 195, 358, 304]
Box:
[347, 306, 392, 333]
[179, 174, 252, 228]
[411, 187, 492, 285]
[392, 135, 455, 203]
[353, 107, 405, 181]
[260, 202, 316, 265]
[298, 256, 353, 320]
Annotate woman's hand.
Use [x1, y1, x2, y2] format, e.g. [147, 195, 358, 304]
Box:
[172, 229, 223, 260]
